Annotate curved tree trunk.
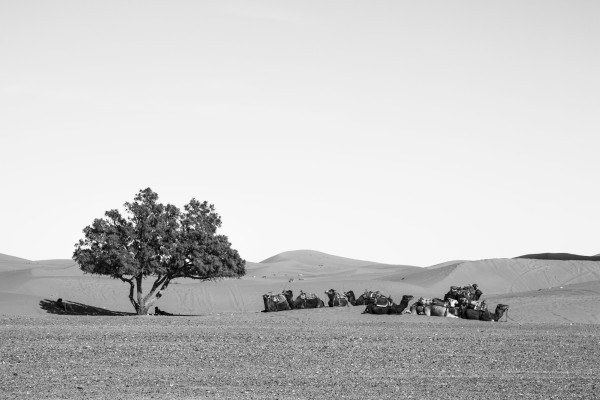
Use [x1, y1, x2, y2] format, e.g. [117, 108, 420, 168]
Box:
[119, 274, 171, 315]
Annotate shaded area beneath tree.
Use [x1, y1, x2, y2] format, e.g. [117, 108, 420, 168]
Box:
[39, 299, 203, 316]
[39, 299, 132, 316]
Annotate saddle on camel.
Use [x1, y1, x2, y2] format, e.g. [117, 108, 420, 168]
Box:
[428, 298, 460, 318]
[409, 297, 433, 316]
[294, 291, 325, 309]
[362, 294, 413, 315]
[262, 290, 293, 312]
[363, 290, 390, 306]
[360, 291, 394, 314]
[324, 289, 350, 307]
[444, 284, 482, 302]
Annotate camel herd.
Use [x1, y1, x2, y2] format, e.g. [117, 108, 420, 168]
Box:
[262, 284, 510, 322]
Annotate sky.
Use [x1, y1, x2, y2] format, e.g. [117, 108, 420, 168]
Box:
[1, 1, 599, 267]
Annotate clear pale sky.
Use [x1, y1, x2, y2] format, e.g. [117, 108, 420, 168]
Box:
[1, 1, 599, 266]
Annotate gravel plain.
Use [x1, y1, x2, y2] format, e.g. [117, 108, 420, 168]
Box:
[1, 307, 599, 399]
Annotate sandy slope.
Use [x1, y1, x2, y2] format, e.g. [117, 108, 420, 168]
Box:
[397, 258, 600, 295]
[0, 253, 38, 272]
[1, 250, 599, 324]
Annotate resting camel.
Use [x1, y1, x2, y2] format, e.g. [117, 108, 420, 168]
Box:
[324, 289, 349, 307]
[428, 298, 460, 318]
[293, 291, 325, 309]
[362, 295, 413, 315]
[262, 290, 294, 312]
[344, 290, 360, 305]
[462, 304, 509, 322]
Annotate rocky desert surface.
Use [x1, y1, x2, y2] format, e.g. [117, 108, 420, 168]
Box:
[2, 309, 599, 399]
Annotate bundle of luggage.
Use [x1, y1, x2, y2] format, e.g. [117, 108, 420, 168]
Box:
[299, 291, 319, 300]
[416, 297, 433, 306]
[265, 292, 289, 305]
[466, 300, 488, 312]
[360, 290, 389, 306]
[446, 284, 481, 302]
[431, 298, 447, 307]
[330, 290, 347, 300]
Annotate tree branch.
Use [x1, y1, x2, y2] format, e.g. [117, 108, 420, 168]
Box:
[117, 275, 138, 312]
[172, 274, 213, 281]
[142, 274, 170, 305]
[142, 275, 172, 311]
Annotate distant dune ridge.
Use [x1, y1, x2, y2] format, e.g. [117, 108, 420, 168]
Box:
[1, 249, 599, 324]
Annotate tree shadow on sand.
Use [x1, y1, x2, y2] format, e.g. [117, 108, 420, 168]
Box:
[39, 299, 133, 316]
[152, 307, 204, 317]
[39, 299, 203, 316]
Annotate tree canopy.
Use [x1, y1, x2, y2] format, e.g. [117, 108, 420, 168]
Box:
[73, 188, 246, 315]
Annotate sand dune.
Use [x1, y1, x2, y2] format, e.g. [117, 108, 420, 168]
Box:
[0, 253, 38, 272]
[398, 258, 600, 295]
[1, 250, 599, 324]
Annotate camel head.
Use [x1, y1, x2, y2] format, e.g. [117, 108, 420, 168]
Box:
[447, 298, 459, 307]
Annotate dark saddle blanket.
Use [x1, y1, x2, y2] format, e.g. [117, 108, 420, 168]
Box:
[467, 300, 488, 311]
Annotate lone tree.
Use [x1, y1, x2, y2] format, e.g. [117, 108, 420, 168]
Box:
[73, 188, 246, 315]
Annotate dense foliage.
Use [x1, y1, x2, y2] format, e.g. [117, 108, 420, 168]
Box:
[73, 188, 245, 314]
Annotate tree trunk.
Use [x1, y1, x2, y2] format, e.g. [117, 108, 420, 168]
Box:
[137, 303, 150, 315]
[136, 275, 144, 314]
[119, 274, 172, 315]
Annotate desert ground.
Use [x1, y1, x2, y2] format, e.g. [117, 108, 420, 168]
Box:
[1, 250, 600, 398]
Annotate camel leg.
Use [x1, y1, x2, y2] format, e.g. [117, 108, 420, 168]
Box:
[446, 311, 458, 318]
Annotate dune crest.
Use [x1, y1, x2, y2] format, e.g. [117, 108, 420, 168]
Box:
[0, 253, 35, 272]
